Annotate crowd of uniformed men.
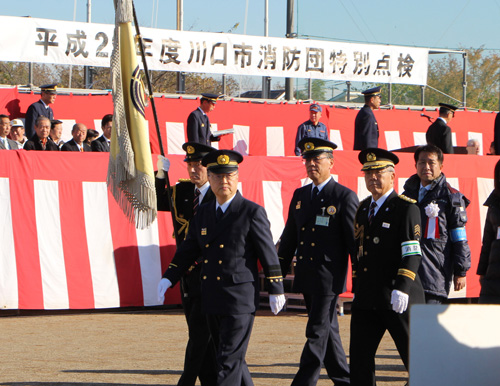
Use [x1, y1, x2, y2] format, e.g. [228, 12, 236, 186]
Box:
[2, 86, 492, 386]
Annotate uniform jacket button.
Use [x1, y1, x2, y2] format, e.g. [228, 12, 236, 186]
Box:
[220, 244, 224, 248]
[204, 259, 208, 263]
[219, 260, 222, 264]
[311, 242, 315, 247]
[205, 244, 209, 248]
[299, 256, 303, 259]
[217, 276, 221, 281]
[203, 275, 207, 280]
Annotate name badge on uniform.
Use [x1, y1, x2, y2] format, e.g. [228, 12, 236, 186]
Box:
[296, 201, 301, 210]
[382, 222, 390, 228]
[315, 207, 330, 227]
[201, 228, 207, 235]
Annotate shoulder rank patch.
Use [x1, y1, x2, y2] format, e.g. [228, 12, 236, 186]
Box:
[414, 224, 421, 237]
[399, 194, 416, 204]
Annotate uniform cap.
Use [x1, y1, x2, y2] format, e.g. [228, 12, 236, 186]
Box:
[10, 119, 24, 127]
[40, 83, 58, 94]
[201, 93, 222, 103]
[362, 86, 382, 96]
[358, 147, 399, 171]
[309, 104, 322, 113]
[181, 141, 217, 162]
[202, 149, 243, 173]
[438, 103, 458, 111]
[298, 137, 337, 158]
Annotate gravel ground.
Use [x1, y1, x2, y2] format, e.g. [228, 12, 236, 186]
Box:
[0, 308, 407, 386]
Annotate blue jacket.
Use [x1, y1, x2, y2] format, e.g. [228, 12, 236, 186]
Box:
[186, 107, 220, 145]
[163, 191, 284, 314]
[402, 173, 471, 298]
[278, 178, 358, 295]
[353, 105, 378, 150]
[294, 120, 329, 155]
[25, 100, 54, 139]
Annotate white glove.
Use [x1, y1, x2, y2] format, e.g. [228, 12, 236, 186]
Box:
[157, 278, 172, 303]
[391, 289, 409, 314]
[156, 155, 170, 179]
[269, 294, 286, 315]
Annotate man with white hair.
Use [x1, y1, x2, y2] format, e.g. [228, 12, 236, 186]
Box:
[466, 139, 480, 155]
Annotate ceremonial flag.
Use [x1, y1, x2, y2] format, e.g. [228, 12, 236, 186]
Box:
[107, 0, 156, 229]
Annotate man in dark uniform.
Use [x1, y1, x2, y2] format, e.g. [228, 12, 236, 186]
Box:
[353, 86, 381, 150]
[186, 93, 222, 146]
[350, 148, 425, 386]
[402, 145, 471, 304]
[92, 114, 113, 152]
[24, 116, 59, 151]
[426, 103, 458, 154]
[294, 104, 329, 155]
[24, 83, 57, 139]
[158, 149, 285, 386]
[156, 141, 218, 386]
[279, 137, 357, 386]
[494, 112, 500, 155]
[61, 123, 92, 152]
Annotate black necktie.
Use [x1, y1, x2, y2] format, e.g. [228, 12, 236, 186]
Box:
[216, 207, 224, 222]
[312, 186, 319, 200]
[193, 188, 200, 215]
[368, 201, 377, 225]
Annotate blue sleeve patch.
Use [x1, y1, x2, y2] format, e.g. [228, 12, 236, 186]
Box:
[450, 227, 467, 242]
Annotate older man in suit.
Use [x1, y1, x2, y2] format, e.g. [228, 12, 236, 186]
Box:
[24, 116, 59, 151]
[156, 142, 218, 386]
[0, 115, 19, 150]
[158, 149, 285, 386]
[279, 137, 357, 386]
[61, 123, 92, 152]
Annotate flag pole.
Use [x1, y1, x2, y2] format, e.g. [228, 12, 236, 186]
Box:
[131, 2, 181, 246]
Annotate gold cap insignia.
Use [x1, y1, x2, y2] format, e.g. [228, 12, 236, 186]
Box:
[304, 142, 314, 151]
[367, 153, 376, 161]
[327, 205, 336, 215]
[217, 154, 230, 165]
[187, 145, 195, 154]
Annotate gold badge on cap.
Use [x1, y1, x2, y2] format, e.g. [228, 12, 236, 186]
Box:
[217, 154, 230, 165]
[187, 145, 195, 154]
[367, 153, 376, 161]
[201, 228, 207, 235]
[304, 142, 314, 151]
[296, 201, 301, 210]
[327, 205, 336, 215]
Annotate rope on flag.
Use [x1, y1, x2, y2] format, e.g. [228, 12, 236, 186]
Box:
[107, 0, 157, 229]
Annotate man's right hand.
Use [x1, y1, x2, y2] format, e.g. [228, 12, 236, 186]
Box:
[156, 155, 170, 179]
[157, 278, 172, 303]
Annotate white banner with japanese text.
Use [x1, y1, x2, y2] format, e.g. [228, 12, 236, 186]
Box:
[0, 16, 429, 85]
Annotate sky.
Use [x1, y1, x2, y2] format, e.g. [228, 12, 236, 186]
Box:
[2, 0, 499, 94]
[3, 0, 499, 51]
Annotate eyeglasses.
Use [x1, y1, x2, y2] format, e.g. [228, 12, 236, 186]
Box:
[302, 156, 330, 164]
[210, 172, 238, 181]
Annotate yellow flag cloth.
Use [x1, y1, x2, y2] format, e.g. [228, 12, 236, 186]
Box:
[107, 0, 156, 229]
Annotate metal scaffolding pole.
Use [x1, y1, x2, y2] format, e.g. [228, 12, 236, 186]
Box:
[285, 0, 295, 101]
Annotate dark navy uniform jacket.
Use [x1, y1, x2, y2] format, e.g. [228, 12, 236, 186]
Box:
[294, 121, 329, 155]
[278, 178, 359, 295]
[402, 173, 471, 298]
[426, 118, 454, 154]
[187, 108, 218, 146]
[24, 134, 59, 151]
[61, 139, 92, 152]
[354, 105, 379, 150]
[91, 135, 110, 152]
[353, 191, 425, 310]
[163, 191, 284, 315]
[156, 179, 216, 297]
[25, 100, 54, 139]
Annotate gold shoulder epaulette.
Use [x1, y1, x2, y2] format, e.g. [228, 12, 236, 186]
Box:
[178, 178, 191, 183]
[399, 194, 416, 204]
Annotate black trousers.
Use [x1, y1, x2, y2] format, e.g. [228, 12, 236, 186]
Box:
[349, 308, 410, 386]
[291, 294, 350, 386]
[207, 312, 255, 386]
[177, 294, 217, 386]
